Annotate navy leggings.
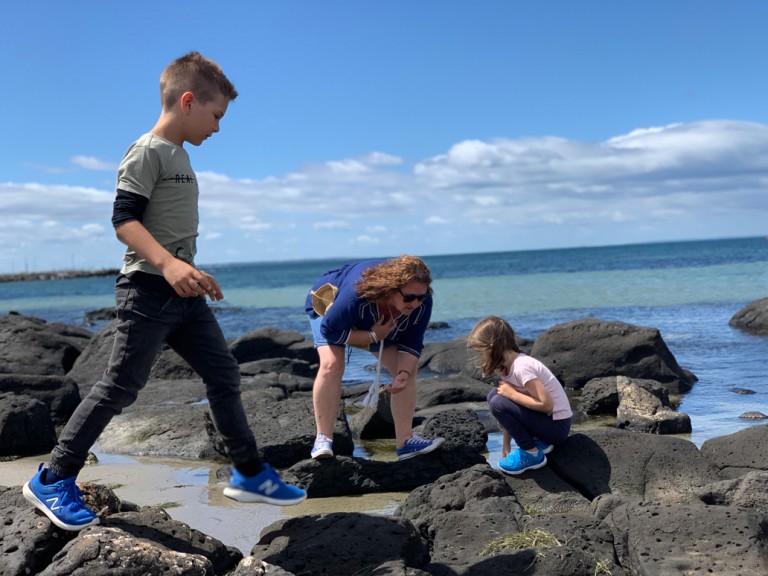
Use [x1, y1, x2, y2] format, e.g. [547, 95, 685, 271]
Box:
[487, 388, 571, 451]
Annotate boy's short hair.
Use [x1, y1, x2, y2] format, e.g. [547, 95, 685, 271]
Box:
[160, 51, 238, 109]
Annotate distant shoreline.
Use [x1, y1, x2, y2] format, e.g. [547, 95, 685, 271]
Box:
[0, 268, 119, 283]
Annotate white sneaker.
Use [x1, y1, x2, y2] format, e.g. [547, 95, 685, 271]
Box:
[311, 433, 334, 459]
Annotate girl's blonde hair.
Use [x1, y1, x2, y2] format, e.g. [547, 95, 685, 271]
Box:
[467, 316, 521, 378]
[356, 255, 432, 302]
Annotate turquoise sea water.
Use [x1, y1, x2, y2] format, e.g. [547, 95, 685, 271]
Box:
[2, 236, 767, 447]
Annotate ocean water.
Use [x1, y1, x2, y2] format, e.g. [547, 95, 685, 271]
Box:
[2, 236, 767, 447]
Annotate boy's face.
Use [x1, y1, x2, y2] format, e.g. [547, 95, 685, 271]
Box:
[184, 92, 230, 146]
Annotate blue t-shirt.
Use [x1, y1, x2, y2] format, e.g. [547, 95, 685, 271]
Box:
[305, 260, 432, 357]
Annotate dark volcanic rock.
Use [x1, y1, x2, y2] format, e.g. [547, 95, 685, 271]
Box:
[729, 297, 768, 335]
[551, 428, 721, 503]
[419, 335, 533, 379]
[250, 512, 430, 576]
[578, 375, 671, 416]
[65, 320, 120, 391]
[0, 313, 92, 376]
[531, 317, 695, 391]
[615, 375, 691, 434]
[696, 470, 768, 513]
[0, 393, 57, 456]
[105, 506, 242, 574]
[740, 411, 768, 420]
[283, 449, 486, 498]
[604, 501, 768, 575]
[0, 373, 81, 425]
[5, 425, 768, 576]
[230, 327, 317, 365]
[700, 423, 768, 478]
[420, 408, 488, 454]
[5, 314, 768, 576]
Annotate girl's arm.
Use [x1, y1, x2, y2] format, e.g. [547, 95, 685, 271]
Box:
[497, 379, 554, 414]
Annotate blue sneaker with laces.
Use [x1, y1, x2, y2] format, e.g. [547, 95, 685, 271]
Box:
[22, 464, 100, 531]
[223, 464, 307, 506]
[498, 448, 547, 475]
[396, 434, 445, 460]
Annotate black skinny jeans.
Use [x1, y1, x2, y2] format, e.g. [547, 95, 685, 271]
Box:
[50, 274, 260, 478]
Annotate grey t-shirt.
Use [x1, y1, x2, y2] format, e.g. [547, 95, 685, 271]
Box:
[116, 133, 199, 275]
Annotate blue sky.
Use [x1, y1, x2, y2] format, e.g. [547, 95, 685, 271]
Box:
[1, 1, 767, 273]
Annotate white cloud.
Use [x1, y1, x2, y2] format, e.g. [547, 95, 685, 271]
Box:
[0, 182, 112, 220]
[22, 162, 73, 174]
[314, 221, 350, 230]
[352, 235, 380, 245]
[3, 120, 768, 271]
[70, 155, 118, 171]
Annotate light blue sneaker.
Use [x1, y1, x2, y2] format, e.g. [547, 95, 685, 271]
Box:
[396, 434, 445, 460]
[533, 438, 554, 455]
[22, 464, 100, 531]
[223, 464, 307, 506]
[498, 448, 547, 475]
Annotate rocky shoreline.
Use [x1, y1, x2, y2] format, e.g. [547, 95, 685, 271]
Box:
[1, 299, 768, 575]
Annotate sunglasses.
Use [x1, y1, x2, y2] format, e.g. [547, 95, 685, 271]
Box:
[398, 288, 430, 303]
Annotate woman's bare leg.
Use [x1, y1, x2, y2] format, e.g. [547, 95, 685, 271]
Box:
[378, 347, 417, 448]
[312, 345, 346, 437]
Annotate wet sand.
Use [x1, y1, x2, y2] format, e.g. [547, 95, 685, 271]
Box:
[0, 453, 406, 555]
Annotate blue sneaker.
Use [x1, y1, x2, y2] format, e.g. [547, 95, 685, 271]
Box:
[396, 434, 445, 461]
[533, 438, 554, 455]
[22, 464, 100, 531]
[223, 464, 307, 506]
[498, 448, 547, 475]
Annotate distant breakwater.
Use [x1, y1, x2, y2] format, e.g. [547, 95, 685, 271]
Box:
[0, 268, 119, 283]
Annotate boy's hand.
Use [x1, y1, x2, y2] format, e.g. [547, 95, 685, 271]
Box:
[197, 270, 224, 301]
[165, 260, 223, 300]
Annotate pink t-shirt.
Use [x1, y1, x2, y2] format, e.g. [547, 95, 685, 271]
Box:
[501, 353, 573, 420]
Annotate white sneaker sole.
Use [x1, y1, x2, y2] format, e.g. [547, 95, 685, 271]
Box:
[222, 486, 307, 506]
[22, 481, 100, 531]
[498, 456, 548, 476]
[310, 448, 334, 459]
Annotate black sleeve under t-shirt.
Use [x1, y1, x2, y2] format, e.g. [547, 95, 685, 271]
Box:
[111, 188, 148, 228]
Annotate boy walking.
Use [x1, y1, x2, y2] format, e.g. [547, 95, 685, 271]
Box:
[23, 52, 306, 531]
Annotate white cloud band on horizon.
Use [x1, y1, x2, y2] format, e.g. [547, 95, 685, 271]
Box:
[2, 119, 767, 271]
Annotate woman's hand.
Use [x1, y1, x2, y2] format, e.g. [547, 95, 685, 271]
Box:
[371, 313, 396, 342]
[386, 369, 410, 394]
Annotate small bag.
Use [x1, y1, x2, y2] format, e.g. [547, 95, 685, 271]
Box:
[310, 283, 338, 317]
